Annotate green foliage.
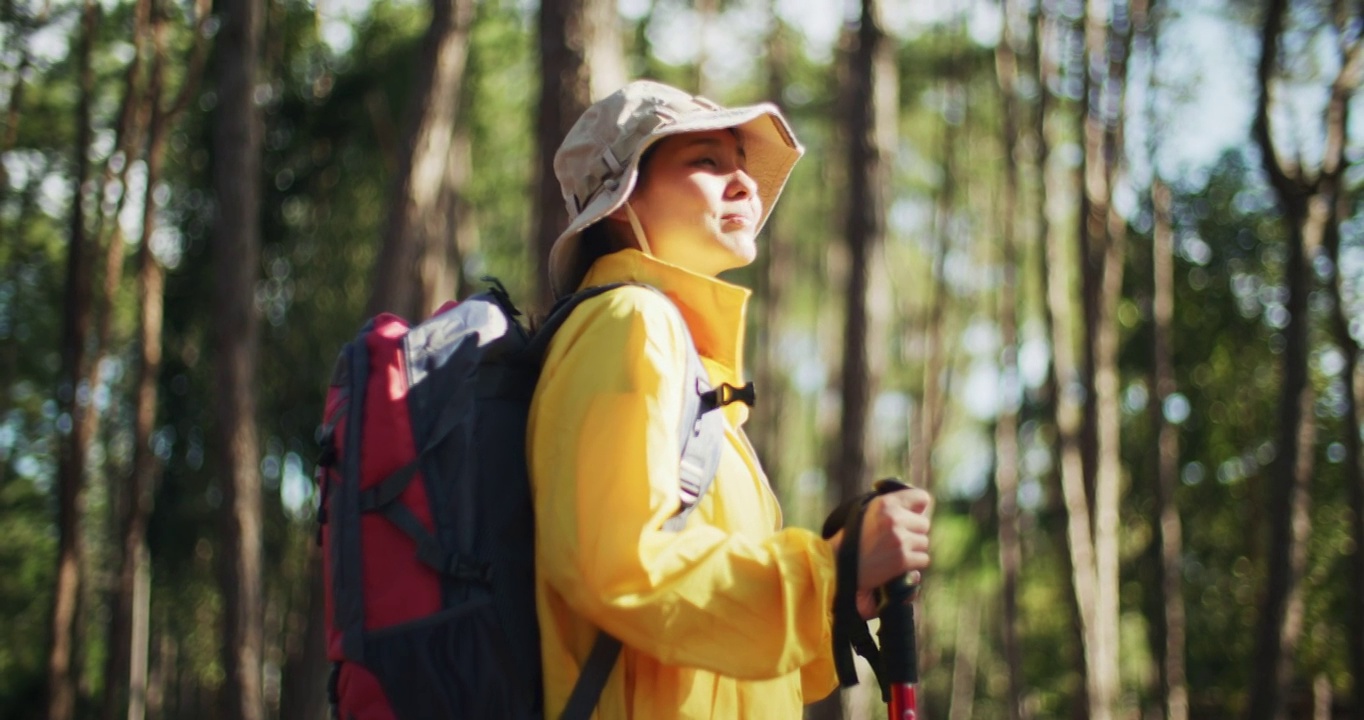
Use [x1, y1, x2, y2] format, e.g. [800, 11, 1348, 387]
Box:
[0, 477, 55, 717]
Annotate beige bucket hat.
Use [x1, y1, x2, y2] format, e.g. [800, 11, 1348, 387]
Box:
[549, 80, 805, 294]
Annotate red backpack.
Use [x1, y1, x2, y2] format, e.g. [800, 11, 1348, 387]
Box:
[315, 281, 738, 719]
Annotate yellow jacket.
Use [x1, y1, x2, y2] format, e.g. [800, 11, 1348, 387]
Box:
[528, 249, 839, 719]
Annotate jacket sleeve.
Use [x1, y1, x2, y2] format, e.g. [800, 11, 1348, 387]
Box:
[528, 286, 837, 681]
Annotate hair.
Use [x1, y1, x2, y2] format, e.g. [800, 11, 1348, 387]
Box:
[563, 220, 631, 297]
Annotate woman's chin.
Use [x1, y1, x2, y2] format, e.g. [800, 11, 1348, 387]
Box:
[720, 234, 758, 268]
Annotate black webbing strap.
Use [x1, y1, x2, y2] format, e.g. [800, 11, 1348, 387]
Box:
[357, 459, 418, 512]
[821, 480, 918, 702]
[559, 633, 624, 720]
[830, 498, 882, 691]
[336, 339, 370, 663]
[381, 501, 490, 584]
[327, 661, 342, 720]
[526, 284, 630, 363]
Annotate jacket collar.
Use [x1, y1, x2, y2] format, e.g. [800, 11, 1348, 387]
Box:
[579, 249, 751, 378]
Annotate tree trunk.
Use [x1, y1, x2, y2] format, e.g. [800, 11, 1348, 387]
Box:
[1320, 18, 1364, 719]
[1047, 1, 1103, 695]
[1149, 176, 1189, 720]
[1033, 8, 1091, 714]
[97, 5, 155, 717]
[146, 620, 174, 719]
[127, 543, 152, 720]
[810, 4, 893, 718]
[1353, 356, 1364, 720]
[947, 590, 982, 720]
[112, 24, 182, 717]
[279, 541, 329, 720]
[751, 6, 792, 483]
[1246, 2, 1362, 716]
[1068, 0, 1129, 714]
[212, 0, 266, 713]
[46, 2, 99, 717]
[914, 88, 953, 495]
[1075, 1, 1101, 526]
[422, 121, 473, 304]
[993, 5, 1025, 716]
[1327, 181, 1364, 720]
[367, 0, 474, 319]
[1091, 2, 1134, 716]
[1136, 1, 1189, 716]
[832, 0, 892, 504]
[533, 0, 624, 305]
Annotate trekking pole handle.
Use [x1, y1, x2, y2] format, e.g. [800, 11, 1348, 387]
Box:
[872, 478, 920, 720]
[878, 575, 918, 719]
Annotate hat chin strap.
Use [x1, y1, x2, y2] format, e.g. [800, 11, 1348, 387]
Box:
[623, 202, 653, 256]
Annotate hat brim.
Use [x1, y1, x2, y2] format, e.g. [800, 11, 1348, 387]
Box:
[549, 103, 804, 295]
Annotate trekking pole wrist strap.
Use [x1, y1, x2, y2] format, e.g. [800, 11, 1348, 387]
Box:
[820, 478, 916, 700]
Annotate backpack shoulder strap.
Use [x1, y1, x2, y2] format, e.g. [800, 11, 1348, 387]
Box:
[550, 282, 727, 720]
[664, 338, 724, 532]
[535, 282, 725, 521]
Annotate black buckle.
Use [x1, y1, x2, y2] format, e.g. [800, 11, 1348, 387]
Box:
[699, 382, 756, 414]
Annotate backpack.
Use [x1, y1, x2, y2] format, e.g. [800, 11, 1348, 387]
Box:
[315, 280, 742, 720]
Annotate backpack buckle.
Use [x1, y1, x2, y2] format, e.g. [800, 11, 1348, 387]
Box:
[699, 382, 756, 414]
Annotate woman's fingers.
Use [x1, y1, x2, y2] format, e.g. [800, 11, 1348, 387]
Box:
[858, 494, 933, 590]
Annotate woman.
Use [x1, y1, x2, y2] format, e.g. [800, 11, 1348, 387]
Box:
[527, 80, 933, 719]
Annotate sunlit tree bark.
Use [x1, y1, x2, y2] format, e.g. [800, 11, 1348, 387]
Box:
[832, 0, 894, 508]
[993, 3, 1025, 716]
[914, 85, 953, 495]
[1320, 7, 1364, 714]
[947, 590, 982, 720]
[1030, 10, 1095, 712]
[96, 3, 154, 715]
[367, 0, 474, 318]
[751, 4, 792, 482]
[1149, 174, 1189, 720]
[46, 2, 99, 717]
[1248, 2, 1363, 717]
[1326, 192, 1364, 720]
[1138, 2, 1188, 717]
[811, 2, 894, 717]
[1094, 1, 1134, 717]
[1064, 0, 1133, 714]
[532, 0, 625, 305]
[104, 5, 208, 716]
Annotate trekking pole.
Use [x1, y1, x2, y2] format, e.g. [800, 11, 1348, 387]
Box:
[871, 478, 920, 720]
[822, 478, 924, 718]
[877, 572, 919, 720]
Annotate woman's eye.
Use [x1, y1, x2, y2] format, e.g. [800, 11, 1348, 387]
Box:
[694, 156, 719, 168]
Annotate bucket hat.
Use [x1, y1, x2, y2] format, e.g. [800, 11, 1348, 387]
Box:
[549, 80, 804, 294]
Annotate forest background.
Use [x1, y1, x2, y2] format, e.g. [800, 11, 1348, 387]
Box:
[2, 0, 1363, 717]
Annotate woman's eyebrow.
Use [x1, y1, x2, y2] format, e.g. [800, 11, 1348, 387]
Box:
[679, 136, 747, 164]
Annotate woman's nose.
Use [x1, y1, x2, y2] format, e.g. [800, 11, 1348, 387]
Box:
[726, 169, 757, 199]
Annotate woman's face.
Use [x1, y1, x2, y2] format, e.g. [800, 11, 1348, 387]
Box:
[615, 129, 762, 276]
